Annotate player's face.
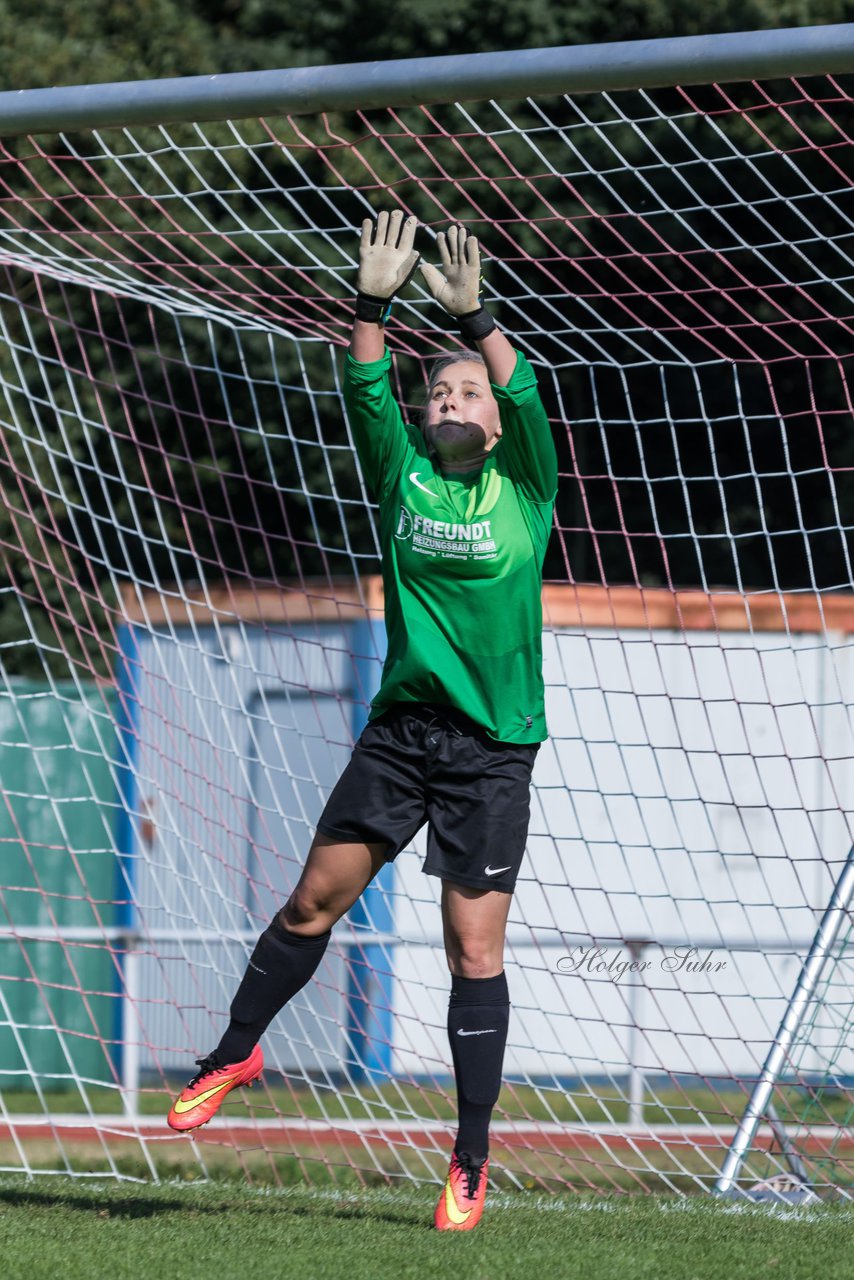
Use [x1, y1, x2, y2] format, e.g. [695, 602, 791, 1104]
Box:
[423, 361, 502, 470]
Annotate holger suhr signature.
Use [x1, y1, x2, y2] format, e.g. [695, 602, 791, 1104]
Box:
[556, 945, 727, 984]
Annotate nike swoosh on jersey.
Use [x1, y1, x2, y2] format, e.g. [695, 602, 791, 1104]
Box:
[484, 864, 512, 877]
[409, 471, 435, 496]
[457, 1028, 498, 1036]
[172, 1077, 236, 1114]
[444, 1180, 473, 1225]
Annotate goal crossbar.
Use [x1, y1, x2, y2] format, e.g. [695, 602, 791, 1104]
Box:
[0, 23, 854, 136]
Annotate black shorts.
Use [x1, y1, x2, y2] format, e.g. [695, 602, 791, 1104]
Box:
[315, 703, 539, 894]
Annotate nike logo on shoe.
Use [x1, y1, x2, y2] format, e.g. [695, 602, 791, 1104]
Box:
[444, 1181, 472, 1225]
[484, 865, 511, 877]
[457, 1028, 498, 1036]
[167, 1044, 264, 1133]
[171, 1077, 237, 1114]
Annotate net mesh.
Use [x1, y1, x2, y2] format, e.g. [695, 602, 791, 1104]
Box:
[0, 68, 852, 1194]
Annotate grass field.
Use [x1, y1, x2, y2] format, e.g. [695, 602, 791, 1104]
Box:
[1, 1177, 852, 1280]
[4, 1079, 851, 1198]
[4, 1078, 850, 1128]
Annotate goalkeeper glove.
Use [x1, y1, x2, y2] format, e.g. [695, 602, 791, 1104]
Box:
[419, 224, 496, 342]
[355, 209, 420, 323]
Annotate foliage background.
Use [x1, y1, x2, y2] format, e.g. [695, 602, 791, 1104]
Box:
[0, 1, 853, 677]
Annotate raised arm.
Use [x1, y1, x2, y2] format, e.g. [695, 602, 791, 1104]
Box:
[350, 209, 419, 363]
[420, 224, 557, 503]
[419, 224, 517, 386]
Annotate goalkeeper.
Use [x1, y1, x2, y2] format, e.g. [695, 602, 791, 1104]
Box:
[168, 210, 558, 1231]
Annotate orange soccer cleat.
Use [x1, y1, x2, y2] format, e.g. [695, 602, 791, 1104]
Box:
[167, 1044, 263, 1132]
[434, 1151, 489, 1231]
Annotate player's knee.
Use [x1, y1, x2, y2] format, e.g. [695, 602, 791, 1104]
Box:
[447, 940, 503, 979]
[280, 888, 332, 931]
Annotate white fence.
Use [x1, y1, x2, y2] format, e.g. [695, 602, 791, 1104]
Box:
[117, 617, 854, 1106]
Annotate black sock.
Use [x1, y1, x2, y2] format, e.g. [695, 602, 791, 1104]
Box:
[447, 971, 510, 1165]
[215, 913, 331, 1063]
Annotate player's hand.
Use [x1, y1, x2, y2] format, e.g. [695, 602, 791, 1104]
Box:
[356, 209, 420, 300]
[419, 225, 482, 317]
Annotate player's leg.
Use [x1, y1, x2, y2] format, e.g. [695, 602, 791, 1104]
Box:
[421, 715, 538, 1229]
[443, 882, 512, 1170]
[167, 835, 388, 1131]
[168, 708, 427, 1132]
[434, 882, 512, 1230]
[215, 834, 390, 1058]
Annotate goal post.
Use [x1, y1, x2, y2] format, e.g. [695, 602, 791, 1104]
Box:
[715, 840, 854, 1199]
[0, 24, 853, 1196]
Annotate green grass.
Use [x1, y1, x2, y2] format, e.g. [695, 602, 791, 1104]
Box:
[4, 1079, 849, 1128]
[5, 1079, 851, 1197]
[0, 1178, 851, 1280]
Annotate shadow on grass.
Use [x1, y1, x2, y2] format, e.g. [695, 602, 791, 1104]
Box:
[0, 1184, 429, 1228]
[0, 1186, 192, 1217]
[283, 1200, 430, 1229]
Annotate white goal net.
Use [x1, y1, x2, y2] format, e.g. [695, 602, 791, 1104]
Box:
[0, 35, 852, 1196]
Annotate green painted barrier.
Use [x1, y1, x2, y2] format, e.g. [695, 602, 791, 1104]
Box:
[0, 683, 118, 1091]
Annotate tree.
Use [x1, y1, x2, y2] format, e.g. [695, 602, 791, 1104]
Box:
[1, 0, 853, 678]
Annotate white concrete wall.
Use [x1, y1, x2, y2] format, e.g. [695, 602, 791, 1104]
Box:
[129, 621, 355, 1075]
[392, 627, 854, 1084]
[128, 620, 854, 1088]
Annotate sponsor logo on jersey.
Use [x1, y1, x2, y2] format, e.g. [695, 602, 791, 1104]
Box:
[391, 469, 504, 561]
[395, 506, 413, 540]
[394, 505, 498, 558]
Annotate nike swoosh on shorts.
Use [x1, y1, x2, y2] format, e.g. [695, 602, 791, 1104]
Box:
[484, 865, 512, 877]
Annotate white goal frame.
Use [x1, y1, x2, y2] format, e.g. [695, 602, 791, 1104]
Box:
[1, 22, 853, 1198]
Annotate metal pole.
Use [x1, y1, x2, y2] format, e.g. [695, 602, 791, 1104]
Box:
[626, 940, 647, 1128]
[715, 843, 854, 1196]
[121, 938, 141, 1119]
[0, 24, 854, 136]
[114, 622, 141, 1111]
[765, 1101, 811, 1188]
[345, 616, 394, 1085]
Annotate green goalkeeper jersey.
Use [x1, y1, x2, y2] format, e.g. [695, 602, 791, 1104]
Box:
[343, 348, 558, 744]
